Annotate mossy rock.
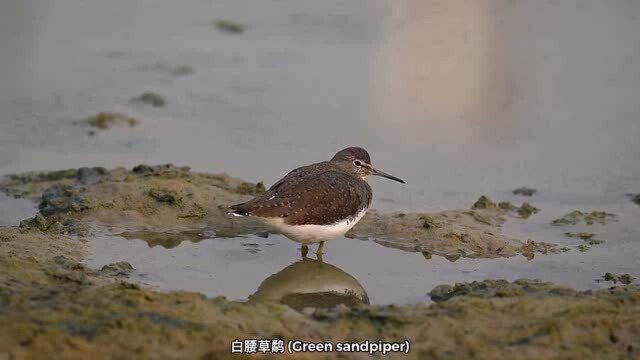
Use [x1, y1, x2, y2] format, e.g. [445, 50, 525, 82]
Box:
[517, 202, 539, 219]
[80, 112, 138, 130]
[147, 188, 182, 206]
[100, 262, 134, 277]
[472, 196, 497, 210]
[131, 92, 166, 107]
[39, 184, 89, 216]
[429, 279, 577, 302]
[512, 187, 537, 196]
[603, 273, 635, 285]
[214, 20, 246, 34]
[552, 210, 615, 226]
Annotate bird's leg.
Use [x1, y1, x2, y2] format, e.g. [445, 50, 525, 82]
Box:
[315, 241, 325, 256]
[301, 244, 309, 258]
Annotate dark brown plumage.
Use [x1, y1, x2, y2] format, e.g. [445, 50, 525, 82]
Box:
[230, 161, 372, 225]
[230, 147, 404, 228]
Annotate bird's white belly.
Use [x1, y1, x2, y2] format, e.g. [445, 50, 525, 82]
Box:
[261, 207, 368, 244]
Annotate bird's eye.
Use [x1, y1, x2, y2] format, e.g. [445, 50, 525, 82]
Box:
[353, 160, 362, 167]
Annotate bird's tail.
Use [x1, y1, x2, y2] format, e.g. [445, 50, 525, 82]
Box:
[228, 203, 249, 217]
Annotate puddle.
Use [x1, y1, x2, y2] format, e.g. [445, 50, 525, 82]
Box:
[85, 191, 640, 305]
[0, 193, 36, 226]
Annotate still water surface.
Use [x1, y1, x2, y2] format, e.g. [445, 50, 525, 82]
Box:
[1, 0, 639, 304]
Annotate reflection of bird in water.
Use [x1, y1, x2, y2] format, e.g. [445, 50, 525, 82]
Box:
[229, 147, 405, 257]
[248, 258, 369, 311]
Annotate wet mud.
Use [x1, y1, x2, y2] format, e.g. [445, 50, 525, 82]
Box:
[348, 195, 555, 259]
[2, 166, 551, 258]
[1, 225, 638, 359]
[1, 166, 637, 358]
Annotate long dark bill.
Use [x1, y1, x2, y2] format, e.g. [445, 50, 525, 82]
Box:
[371, 167, 406, 184]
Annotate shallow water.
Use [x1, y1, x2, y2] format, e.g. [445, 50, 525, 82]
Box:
[83, 189, 639, 305]
[1, 1, 640, 304]
[0, 194, 36, 227]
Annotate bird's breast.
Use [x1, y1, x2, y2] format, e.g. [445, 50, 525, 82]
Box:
[261, 206, 369, 244]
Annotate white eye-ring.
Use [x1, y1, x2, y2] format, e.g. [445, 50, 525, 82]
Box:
[353, 160, 363, 167]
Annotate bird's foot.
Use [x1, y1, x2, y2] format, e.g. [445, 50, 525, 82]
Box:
[301, 245, 309, 258]
[315, 241, 325, 257]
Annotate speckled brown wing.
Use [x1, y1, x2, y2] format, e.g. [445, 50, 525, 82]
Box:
[230, 166, 371, 226]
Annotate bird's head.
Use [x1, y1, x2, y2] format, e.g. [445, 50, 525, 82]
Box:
[331, 147, 405, 184]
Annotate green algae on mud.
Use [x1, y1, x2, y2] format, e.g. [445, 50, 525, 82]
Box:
[429, 279, 578, 302]
[78, 112, 139, 130]
[214, 20, 247, 34]
[601, 272, 636, 285]
[498, 201, 539, 218]
[100, 261, 134, 277]
[565, 231, 604, 245]
[130, 91, 166, 107]
[551, 210, 616, 226]
[565, 232, 595, 241]
[475, 195, 539, 219]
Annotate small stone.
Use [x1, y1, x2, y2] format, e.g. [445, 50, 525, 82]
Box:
[148, 189, 181, 206]
[80, 112, 138, 130]
[577, 244, 590, 252]
[565, 232, 595, 240]
[472, 196, 496, 210]
[132, 164, 154, 174]
[429, 284, 453, 302]
[101, 262, 135, 277]
[602, 272, 635, 285]
[51, 255, 85, 270]
[517, 202, 539, 219]
[512, 187, 537, 196]
[421, 216, 440, 229]
[39, 184, 89, 216]
[119, 281, 140, 290]
[34, 214, 49, 231]
[76, 167, 107, 184]
[131, 92, 166, 107]
[498, 201, 517, 211]
[552, 210, 615, 226]
[214, 20, 246, 34]
[178, 204, 207, 219]
[604, 272, 615, 281]
[47, 222, 64, 234]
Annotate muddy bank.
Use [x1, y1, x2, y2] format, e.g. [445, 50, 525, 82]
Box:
[348, 196, 552, 259]
[1, 166, 638, 358]
[1, 226, 639, 359]
[1, 166, 555, 259]
[0, 165, 260, 235]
